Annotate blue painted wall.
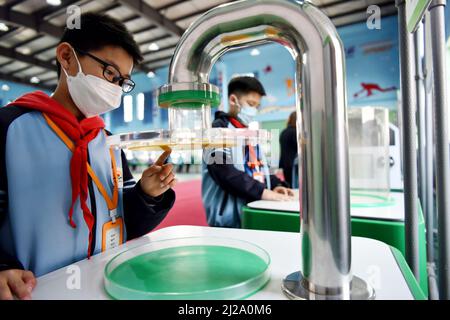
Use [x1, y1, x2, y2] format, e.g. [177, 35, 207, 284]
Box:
[341, 15, 400, 109]
[0, 80, 51, 106]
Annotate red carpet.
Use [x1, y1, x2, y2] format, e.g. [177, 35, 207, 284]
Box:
[153, 179, 208, 231]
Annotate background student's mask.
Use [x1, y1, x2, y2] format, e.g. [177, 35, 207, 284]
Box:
[236, 99, 258, 125]
[63, 48, 123, 118]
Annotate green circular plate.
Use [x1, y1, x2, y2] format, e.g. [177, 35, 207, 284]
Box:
[350, 191, 395, 208]
[104, 237, 271, 300]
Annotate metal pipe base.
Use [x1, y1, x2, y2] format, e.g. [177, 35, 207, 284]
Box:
[282, 271, 375, 300]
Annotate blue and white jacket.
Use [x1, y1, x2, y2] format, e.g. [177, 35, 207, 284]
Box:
[0, 105, 175, 277]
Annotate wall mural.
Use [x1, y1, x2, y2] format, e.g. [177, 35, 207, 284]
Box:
[353, 82, 398, 99]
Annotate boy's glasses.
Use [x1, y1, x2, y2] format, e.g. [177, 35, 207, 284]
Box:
[74, 48, 135, 93]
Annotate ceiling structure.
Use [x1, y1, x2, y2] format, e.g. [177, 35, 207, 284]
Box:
[0, 0, 397, 91]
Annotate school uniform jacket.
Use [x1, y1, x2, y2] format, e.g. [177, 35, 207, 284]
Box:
[0, 104, 175, 277]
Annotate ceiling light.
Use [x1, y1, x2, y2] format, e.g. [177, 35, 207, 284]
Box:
[147, 71, 156, 78]
[30, 77, 40, 84]
[0, 23, 9, 32]
[148, 43, 160, 51]
[46, 0, 62, 6]
[1, 84, 10, 91]
[250, 49, 260, 56]
[19, 47, 31, 55]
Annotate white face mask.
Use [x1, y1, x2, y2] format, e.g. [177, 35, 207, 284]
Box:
[235, 99, 258, 126]
[63, 48, 123, 118]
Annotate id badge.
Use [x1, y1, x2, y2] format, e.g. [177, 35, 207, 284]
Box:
[115, 167, 123, 189]
[102, 217, 124, 252]
[253, 171, 265, 184]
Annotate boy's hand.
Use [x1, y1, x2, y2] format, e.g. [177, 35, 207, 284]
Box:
[140, 150, 177, 198]
[261, 189, 294, 201]
[273, 186, 295, 197]
[0, 269, 36, 300]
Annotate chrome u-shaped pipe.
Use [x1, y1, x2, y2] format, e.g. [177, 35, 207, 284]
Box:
[167, 0, 373, 299]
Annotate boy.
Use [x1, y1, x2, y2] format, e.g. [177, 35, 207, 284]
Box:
[0, 13, 176, 300]
[202, 76, 294, 228]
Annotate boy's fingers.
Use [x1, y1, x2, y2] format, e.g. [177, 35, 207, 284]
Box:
[0, 289, 13, 300]
[0, 280, 13, 300]
[8, 276, 30, 300]
[159, 184, 171, 194]
[155, 150, 172, 166]
[276, 193, 291, 201]
[160, 177, 176, 189]
[22, 271, 36, 289]
[143, 165, 162, 177]
[161, 173, 175, 186]
[159, 164, 174, 181]
[169, 179, 177, 188]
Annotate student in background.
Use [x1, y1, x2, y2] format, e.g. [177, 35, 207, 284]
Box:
[279, 111, 298, 187]
[202, 76, 294, 228]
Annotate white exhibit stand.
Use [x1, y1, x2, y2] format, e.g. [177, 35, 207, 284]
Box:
[247, 191, 405, 221]
[32, 225, 415, 300]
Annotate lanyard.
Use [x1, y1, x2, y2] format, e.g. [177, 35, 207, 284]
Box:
[43, 113, 119, 211]
[227, 117, 263, 170]
[247, 145, 263, 170]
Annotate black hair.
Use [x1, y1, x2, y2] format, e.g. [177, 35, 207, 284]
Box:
[56, 12, 143, 77]
[228, 76, 266, 97]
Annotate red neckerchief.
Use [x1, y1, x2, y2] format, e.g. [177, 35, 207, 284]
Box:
[228, 116, 246, 129]
[8, 91, 105, 257]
